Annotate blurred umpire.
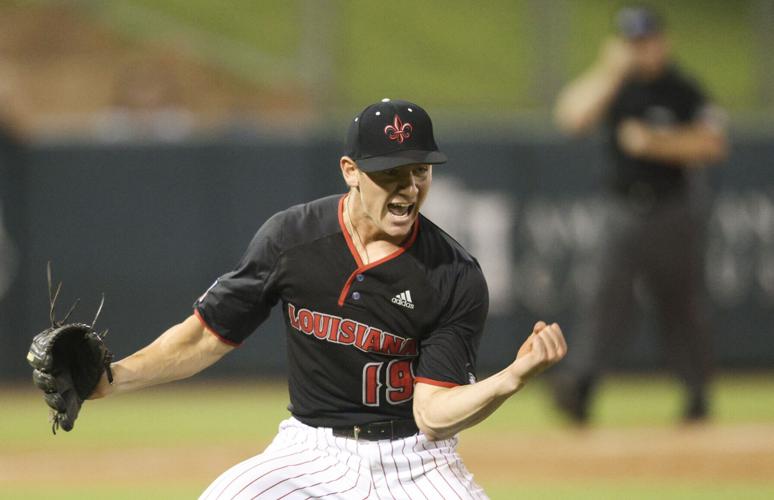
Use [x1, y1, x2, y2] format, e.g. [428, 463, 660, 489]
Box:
[552, 5, 728, 423]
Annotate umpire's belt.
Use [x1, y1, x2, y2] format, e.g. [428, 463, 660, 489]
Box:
[332, 419, 419, 441]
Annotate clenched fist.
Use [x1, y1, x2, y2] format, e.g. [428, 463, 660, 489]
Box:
[510, 321, 567, 382]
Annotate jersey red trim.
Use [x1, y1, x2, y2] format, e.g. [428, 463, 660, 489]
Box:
[336, 194, 421, 306]
[338, 194, 365, 268]
[193, 308, 241, 347]
[414, 377, 460, 388]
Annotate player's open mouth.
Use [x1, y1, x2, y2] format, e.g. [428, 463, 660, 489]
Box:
[387, 203, 415, 217]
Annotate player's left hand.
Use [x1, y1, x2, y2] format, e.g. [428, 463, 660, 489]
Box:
[509, 321, 567, 383]
[617, 119, 654, 157]
[26, 264, 114, 434]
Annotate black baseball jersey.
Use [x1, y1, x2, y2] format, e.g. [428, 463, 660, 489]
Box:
[194, 194, 489, 427]
[607, 66, 707, 199]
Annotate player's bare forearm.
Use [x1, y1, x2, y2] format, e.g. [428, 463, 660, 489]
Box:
[413, 367, 522, 441]
[413, 322, 566, 441]
[618, 120, 728, 165]
[89, 314, 233, 399]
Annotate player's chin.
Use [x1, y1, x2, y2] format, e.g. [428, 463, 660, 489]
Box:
[382, 212, 417, 238]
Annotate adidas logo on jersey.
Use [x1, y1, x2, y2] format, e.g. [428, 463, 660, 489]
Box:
[391, 290, 415, 309]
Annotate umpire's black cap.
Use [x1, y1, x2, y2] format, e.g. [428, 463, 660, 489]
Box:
[616, 5, 664, 40]
[344, 98, 447, 172]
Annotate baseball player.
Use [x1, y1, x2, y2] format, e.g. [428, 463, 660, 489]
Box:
[84, 98, 567, 498]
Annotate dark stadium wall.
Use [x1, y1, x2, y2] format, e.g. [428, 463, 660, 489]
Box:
[1, 137, 772, 379]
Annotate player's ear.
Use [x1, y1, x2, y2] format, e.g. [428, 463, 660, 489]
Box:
[340, 156, 360, 189]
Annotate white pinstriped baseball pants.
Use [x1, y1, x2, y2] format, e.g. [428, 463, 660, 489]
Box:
[200, 417, 488, 500]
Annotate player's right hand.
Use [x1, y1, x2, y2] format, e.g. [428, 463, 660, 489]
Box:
[599, 37, 635, 76]
[509, 322, 567, 383]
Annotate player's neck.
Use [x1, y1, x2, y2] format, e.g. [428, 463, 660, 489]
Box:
[344, 192, 404, 263]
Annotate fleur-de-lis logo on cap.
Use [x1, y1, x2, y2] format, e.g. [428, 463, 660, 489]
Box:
[384, 115, 413, 144]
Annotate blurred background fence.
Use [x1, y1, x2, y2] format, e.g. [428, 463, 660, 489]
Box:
[1, 0, 773, 380]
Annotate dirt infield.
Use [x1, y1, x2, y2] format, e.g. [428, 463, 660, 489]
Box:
[461, 424, 774, 483]
[4, 423, 773, 488]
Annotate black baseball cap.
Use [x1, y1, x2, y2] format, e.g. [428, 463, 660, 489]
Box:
[616, 5, 663, 40]
[344, 98, 447, 172]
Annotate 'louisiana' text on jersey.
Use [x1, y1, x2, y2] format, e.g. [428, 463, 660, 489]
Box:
[288, 303, 417, 356]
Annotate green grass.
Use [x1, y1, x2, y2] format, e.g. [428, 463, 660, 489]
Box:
[3, 374, 774, 499]
[2, 382, 290, 449]
[119, 0, 301, 57]
[43, 0, 766, 112]
[464, 373, 774, 435]
[6, 481, 771, 500]
[485, 481, 774, 500]
[0, 485, 203, 500]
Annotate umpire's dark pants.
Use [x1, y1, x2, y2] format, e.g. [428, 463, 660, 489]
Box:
[565, 191, 712, 418]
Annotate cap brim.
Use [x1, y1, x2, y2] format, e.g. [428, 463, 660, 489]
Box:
[355, 150, 447, 172]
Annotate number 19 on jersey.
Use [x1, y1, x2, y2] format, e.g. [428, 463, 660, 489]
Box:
[362, 360, 415, 406]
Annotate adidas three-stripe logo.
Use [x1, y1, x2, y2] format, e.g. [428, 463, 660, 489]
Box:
[391, 290, 415, 309]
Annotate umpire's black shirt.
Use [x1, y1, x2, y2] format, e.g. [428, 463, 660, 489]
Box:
[607, 66, 707, 200]
[195, 194, 489, 428]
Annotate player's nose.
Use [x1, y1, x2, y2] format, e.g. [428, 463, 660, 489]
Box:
[396, 171, 420, 196]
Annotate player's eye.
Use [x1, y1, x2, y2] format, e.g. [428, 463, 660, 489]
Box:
[413, 165, 429, 176]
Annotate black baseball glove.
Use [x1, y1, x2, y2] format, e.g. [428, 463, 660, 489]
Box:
[26, 264, 113, 434]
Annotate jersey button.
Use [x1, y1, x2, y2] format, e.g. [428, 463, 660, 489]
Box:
[352, 291, 361, 300]
[356, 274, 365, 282]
